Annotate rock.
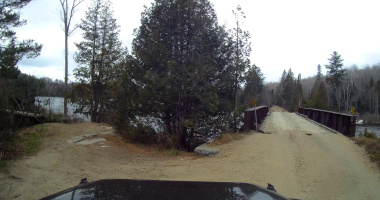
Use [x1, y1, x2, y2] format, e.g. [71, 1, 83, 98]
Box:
[84, 133, 98, 138]
[71, 136, 84, 143]
[194, 144, 219, 156]
[77, 138, 106, 145]
[102, 130, 115, 135]
[101, 126, 113, 131]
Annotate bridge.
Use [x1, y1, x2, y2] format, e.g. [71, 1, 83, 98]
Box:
[242, 106, 380, 199]
[244, 106, 357, 137]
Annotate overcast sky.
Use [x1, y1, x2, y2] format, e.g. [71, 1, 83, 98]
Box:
[16, 0, 380, 83]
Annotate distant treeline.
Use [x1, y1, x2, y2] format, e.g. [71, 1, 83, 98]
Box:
[262, 59, 380, 116]
[38, 77, 72, 97]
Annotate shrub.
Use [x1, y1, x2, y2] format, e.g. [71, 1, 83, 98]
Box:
[0, 125, 45, 169]
[358, 128, 378, 139]
[354, 129, 380, 168]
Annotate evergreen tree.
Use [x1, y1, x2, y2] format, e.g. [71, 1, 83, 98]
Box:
[325, 51, 346, 111]
[309, 81, 328, 110]
[275, 70, 287, 106]
[0, 0, 43, 129]
[282, 68, 295, 109]
[291, 73, 303, 111]
[309, 64, 328, 109]
[310, 64, 323, 96]
[128, 0, 236, 150]
[231, 5, 251, 110]
[73, 0, 123, 122]
[240, 64, 264, 105]
[325, 51, 346, 89]
[316, 64, 322, 83]
[0, 0, 42, 79]
[275, 68, 302, 111]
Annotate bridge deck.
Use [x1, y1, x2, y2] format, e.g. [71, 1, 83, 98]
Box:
[257, 112, 380, 199]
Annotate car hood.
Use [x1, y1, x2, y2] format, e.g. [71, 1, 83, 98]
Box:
[41, 179, 291, 200]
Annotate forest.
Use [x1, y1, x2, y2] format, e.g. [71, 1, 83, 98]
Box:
[261, 59, 380, 120]
[1, 0, 379, 153]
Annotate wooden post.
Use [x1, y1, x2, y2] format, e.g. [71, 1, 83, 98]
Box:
[255, 107, 258, 131]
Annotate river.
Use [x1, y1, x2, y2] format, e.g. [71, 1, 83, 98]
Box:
[355, 125, 380, 137]
[35, 96, 90, 121]
[35, 97, 380, 137]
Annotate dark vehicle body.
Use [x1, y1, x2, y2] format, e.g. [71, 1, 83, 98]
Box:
[41, 179, 291, 200]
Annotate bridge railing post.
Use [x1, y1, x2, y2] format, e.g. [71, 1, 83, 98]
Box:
[243, 106, 269, 132]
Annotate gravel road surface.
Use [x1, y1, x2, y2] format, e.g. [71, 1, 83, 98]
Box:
[1, 113, 379, 200]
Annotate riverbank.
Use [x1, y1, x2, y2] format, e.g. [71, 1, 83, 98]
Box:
[356, 125, 380, 137]
[353, 130, 380, 168]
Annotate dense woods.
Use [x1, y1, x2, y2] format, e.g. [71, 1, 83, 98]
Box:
[263, 52, 380, 119]
[1, 0, 379, 155]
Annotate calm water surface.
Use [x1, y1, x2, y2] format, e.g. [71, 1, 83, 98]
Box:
[36, 96, 90, 121]
[355, 125, 380, 137]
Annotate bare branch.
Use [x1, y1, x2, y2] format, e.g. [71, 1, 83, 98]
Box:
[58, 0, 85, 117]
[68, 24, 79, 36]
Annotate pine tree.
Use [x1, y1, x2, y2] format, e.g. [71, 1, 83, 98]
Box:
[130, 0, 236, 150]
[309, 65, 328, 110]
[282, 68, 295, 109]
[310, 64, 322, 98]
[73, 0, 123, 122]
[325, 51, 345, 88]
[231, 5, 251, 110]
[275, 70, 287, 106]
[325, 51, 346, 111]
[241, 64, 264, 105]
[0, 0, 43, 132]
[0, 0, 42, 79]
[292, 73, 303, 111]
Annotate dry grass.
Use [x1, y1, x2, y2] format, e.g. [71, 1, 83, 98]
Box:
[353, 137, 380, 168]
[209, 133, 245, 146]
[0, 125, 45, 170]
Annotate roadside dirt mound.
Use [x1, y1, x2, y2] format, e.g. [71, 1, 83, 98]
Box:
[270, 106, 287, 112]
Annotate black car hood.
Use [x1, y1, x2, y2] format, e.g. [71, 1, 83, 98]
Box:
[41, 179, 290, 200]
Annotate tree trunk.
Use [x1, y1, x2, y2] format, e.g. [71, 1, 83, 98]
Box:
[377, 91, 379, 115]
[64, 30, 68, 117]
[63, 0, 69, 117]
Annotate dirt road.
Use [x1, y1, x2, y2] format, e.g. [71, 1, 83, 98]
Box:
[1, 113, 380, 200]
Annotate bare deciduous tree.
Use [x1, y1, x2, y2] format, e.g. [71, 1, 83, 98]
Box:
[59, 0, 85, 117]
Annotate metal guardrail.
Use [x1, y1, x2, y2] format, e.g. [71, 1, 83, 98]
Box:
[298, 108, 356, 137]
[244, 106, 269, 132]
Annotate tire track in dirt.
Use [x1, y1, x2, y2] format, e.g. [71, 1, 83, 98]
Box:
[261, 112, 380, 199]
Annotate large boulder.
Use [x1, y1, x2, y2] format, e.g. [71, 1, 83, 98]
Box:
[194, 144, 219, 156]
